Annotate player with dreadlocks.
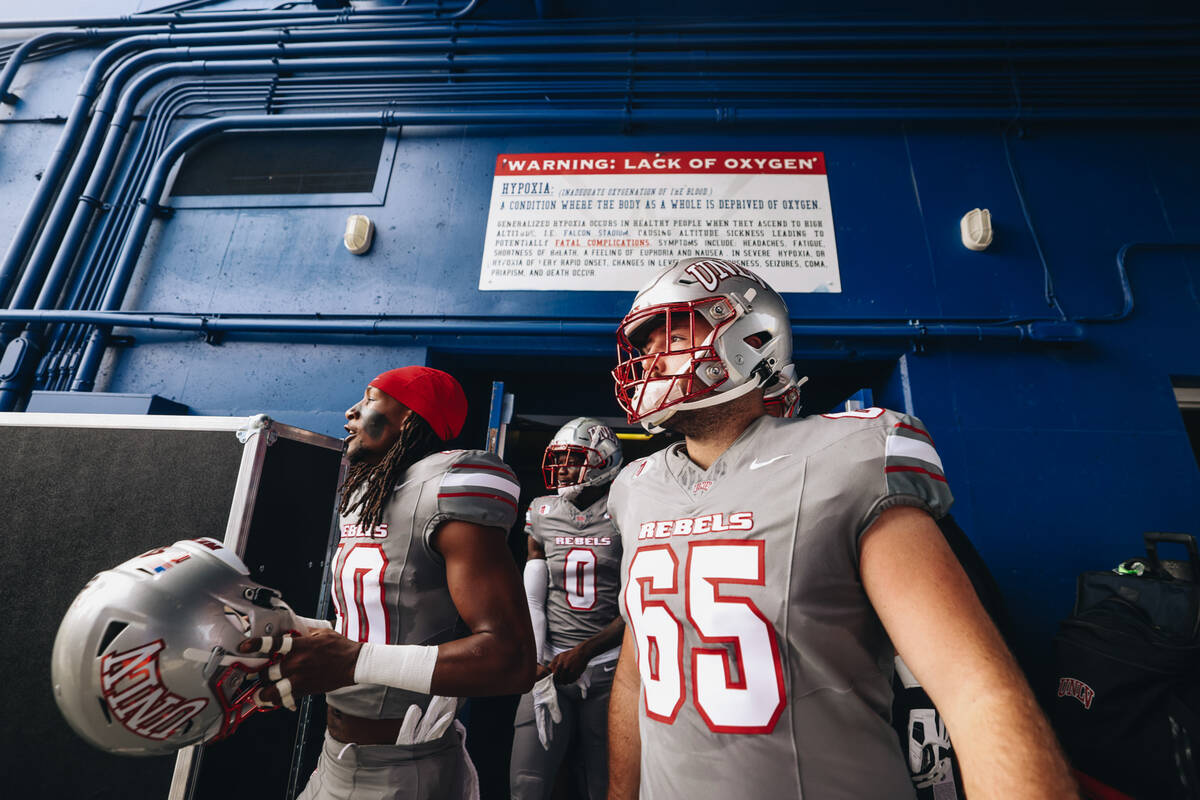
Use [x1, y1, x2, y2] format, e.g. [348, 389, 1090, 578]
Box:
[240, 366, 536, 800]
[337, 405, 443, 533]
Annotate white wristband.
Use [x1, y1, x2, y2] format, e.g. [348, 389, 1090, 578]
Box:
[354, 643, 439, 694]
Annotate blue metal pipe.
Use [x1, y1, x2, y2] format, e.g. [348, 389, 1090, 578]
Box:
[0, 3, 477, 30]
[7, 43, 681, 322]
[0, 11, 1191, 33]
[0, 21, 1183, 398]
[7, 18, 1199, 309]
[1083, 242, 1200, 323]
[2, 26, 918, 313]
[40, 86, 233, 388]
[35, 84, 243, 391]
[49, 83, 282, 386]
[0, 309, 1083, 342]
[2, 15, 554, 299]
[0, 17, 478, 103]
[57, 107, 1090, 397]
[11, 30, 974, 322]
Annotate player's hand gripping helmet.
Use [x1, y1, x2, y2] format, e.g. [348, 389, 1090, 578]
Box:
[51, 538, 299, 756]
[541, 416, 623, 492]
[613, 257, 793, 431]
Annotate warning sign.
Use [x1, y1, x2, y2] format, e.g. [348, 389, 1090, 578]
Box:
[478, 151, 840, 292]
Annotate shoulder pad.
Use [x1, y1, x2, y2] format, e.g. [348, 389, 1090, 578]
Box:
[881, 411, 951, 516]
[436, 451, 520, 530]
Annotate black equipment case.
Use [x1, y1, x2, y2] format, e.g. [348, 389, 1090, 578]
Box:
[0, 412, 344, 800]
[1052, 532, 1200, 800]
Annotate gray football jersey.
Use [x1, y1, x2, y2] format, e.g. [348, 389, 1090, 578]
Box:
[609, 409, 952, 800]
[326, 449, 520, 719]
[526, 493, 623, 651]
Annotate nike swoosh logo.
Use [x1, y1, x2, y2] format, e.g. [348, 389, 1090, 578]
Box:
[749, 454, 790, 470]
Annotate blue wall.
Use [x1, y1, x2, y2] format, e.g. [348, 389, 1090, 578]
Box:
[1, 0, 1198, 686]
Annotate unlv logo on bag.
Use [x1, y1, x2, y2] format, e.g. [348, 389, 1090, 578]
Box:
[100, 640, 209, 740]
[1057, 677, 1096, 710]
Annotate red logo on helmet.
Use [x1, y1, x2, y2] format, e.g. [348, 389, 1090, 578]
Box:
[100, 640, 210, 741]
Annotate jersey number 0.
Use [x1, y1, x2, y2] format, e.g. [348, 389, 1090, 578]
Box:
[625, 540, 786, 734]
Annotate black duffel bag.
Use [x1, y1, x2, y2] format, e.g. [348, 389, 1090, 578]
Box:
[1052, 532, 1200, 800]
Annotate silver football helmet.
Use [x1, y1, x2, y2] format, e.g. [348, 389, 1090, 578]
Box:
[51, 538, 299, 756]
[613, 257, 793, 431]
[541, 416, 623, 493]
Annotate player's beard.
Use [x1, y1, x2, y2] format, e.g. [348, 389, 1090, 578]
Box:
[662, 388, 767, 440]
[660, 404, 725, 438]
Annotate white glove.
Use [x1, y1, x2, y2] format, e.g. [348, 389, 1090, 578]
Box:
[395, 695, 458, 745]
[531, 673, 561, 751]
[575, 667, 591, 700]
[908, 708, 955, 789]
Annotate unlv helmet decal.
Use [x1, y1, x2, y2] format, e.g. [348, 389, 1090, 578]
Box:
[99, 640, 209, 741]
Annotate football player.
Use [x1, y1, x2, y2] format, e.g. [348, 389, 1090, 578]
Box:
[605, 258, 1078, 799]
[510, 417, 626, 800]
[240, 366, 536, 800]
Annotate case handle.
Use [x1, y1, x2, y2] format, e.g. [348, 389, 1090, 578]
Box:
[1143, 532, 1200, 579]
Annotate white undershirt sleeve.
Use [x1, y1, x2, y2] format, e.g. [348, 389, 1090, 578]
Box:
[523, 558, 550, 663]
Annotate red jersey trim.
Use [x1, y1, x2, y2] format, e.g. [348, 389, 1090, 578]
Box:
[884, 465, 948, 483]
[437, 491, 519, 510]
[451, 462, 517, 478]
[893, 422, 933, 442]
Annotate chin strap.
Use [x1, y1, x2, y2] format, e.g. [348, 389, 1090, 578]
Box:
[639, 368, 768, 432]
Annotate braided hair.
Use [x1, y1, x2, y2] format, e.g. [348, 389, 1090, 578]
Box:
[338, 410, 443, 533]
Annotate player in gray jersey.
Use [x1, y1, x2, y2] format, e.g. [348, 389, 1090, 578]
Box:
[606, 258, 1077, 800]
[239, 366, 535, 800]
[510, 417, 626, 800]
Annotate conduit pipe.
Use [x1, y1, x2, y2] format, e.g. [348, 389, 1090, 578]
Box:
[16, 73, 1132, 395]
[0, 15, 476, 103]
[0, 2, 479, 30]
[4, 41, 819, 340]
[7, 19, 1200, 306]
[42, 108, 1084, 400]
[1091, 242, 1200, 323]
[0, 25, 1186, 399]
[4, 26, 1005, 320]
[0, 25, 889, 308]
[1, 11, 550, 298]
[39, 84, 273, 391]
[0, 310, 1084, 343]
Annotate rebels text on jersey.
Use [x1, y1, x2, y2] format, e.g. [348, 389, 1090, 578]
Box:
[608, 409, 952, 800]
[326, 449, 519, 720]
[525, 493, 622, 652]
